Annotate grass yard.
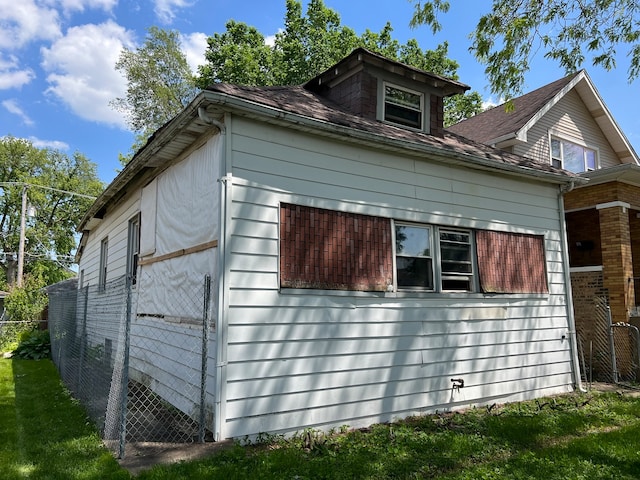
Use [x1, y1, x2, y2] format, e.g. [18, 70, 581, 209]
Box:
[2, 358, 640, 479]
[0, 359, 127, 479]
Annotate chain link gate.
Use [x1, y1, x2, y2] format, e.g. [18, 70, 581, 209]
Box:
[49, 273, 214, 458]
[588, 297, 640, 383]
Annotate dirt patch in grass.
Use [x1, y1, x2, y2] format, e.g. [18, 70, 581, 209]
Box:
[118, 439, 234, 475]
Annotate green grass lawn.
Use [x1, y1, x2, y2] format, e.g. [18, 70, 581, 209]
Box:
[2, 358, 640, 479]
[0, 359, 127, 480]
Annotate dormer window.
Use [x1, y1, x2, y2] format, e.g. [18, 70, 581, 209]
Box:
[550, 136, 597, 173]
[384, 83, 423, 129]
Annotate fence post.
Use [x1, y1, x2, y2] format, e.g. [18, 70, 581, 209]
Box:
[77, 286, 89, 390]
[199, 274, 212, 443]
[118, 275, 133, 459]
[607, 304, 618, 383]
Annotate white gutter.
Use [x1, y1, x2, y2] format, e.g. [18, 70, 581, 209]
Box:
[198, 107, 231, 441]
[558, 180, 587, 393]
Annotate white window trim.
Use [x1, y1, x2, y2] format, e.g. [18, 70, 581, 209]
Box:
[99, 237, 108, 290]
[383, 82, 425, 131]
[436, 227, 477, 293]
[126, 214, 140, 287]
[392, 220, 476, 293]
[548, 132, 599, 172]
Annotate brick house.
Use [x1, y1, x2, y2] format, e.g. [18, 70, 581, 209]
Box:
[449, 70, 640, 380]
[76, 49, 583, 440]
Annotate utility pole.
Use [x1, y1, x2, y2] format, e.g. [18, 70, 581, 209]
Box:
[17, 186, 28, 288]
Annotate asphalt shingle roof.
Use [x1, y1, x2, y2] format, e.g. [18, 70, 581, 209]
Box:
[206, 83, 573, 177]
[447, 72, 581, 144]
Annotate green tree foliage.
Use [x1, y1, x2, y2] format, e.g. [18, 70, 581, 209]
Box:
[112, 26, 199, 140]
[116, 1, 483, 146]
[197, 0, 482, 125]
[5, 274, 48, 325]
[197, 21, 275, 87]
[411, 0, 640, 100]
[0, 136, 104, 286]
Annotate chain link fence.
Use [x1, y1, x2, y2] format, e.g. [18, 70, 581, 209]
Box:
[582, 297, 640, 384]
[48, 272, 214, 458]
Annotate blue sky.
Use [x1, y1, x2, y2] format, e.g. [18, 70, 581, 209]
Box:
[1, 0, 639, 184]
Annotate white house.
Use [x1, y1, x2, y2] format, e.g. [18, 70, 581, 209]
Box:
[76, 48, 584, 441]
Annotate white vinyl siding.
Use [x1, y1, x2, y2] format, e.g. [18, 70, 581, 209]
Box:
[515, 89, 621, 168]
[221, 117, 573, 439]
[78, 192, 141, 287]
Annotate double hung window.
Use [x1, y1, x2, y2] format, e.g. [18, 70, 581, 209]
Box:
[394, 224, 474, 292]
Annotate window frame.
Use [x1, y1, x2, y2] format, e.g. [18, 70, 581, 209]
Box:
[394, 223, 435, 291]
[126, 214, 140, 287]
[549, 135, 598, 173]
[437, 228, 477, 292]
[383, 82, 424, 130]
[98, 237, 108, 291]
[393, 221, 476, 293]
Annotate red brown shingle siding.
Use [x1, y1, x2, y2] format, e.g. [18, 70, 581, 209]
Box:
[280, 203, 393, 291]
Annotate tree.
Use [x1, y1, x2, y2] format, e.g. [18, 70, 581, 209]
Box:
[411, 0, 640, 100]
[196, 21, 275, 88]
[118, 1, 483, 141]
[112, 26, 198, 142]
[0, 136, 104, 287]
[271, 0, 360, 85]
[197, 0, 482, 124]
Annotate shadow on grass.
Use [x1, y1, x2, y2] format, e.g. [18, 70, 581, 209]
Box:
[138, 393, 640, 480]
[6, 359, 128, 480]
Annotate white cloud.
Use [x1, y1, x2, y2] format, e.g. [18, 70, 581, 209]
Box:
[2, 99, 34, 126]
[56, 0, 118, 13]
[0, 0, 62, 49]
[0, 54, 35, 89]
[29, 136, 70, 150]
[180, 32, 207, 74]
[41, 20, 135, 129]
[154, 0, 193, 24]
[265, 29, 283, 48]
[482, 96, 503, 111]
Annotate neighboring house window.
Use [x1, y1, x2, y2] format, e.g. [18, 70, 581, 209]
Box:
[476, 230, 548, 294]
[395, 224, 475, 292]
[99, 237, 108, 290]
[384, 83, 423, 129]
[550, 137, 597, 173]
[127, 214, 140, 286]
[280, 203, 393, 291]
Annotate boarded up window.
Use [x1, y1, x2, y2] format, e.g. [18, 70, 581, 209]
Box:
[280, 203, 393, 291]
[476, 230, 548, 294]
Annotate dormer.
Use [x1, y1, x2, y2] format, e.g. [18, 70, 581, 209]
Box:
[304, 48, 469, 137]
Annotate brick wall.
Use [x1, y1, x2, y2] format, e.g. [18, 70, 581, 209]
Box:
[430, 95, 444, 137]
[564, 181, 640, 211]
[570, 270, 612, 380]
[599, 205, 634, 325]
[323, 70, 377, 120]
[629, 209, 640, 303]
[565, 209, 602, 267]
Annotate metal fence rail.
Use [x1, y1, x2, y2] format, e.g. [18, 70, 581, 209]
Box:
[48, 273, 213, 458]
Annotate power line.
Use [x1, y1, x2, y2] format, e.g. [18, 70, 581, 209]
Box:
[0, 181, 98, 200]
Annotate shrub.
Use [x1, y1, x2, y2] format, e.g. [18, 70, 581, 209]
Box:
[13, 329, 51, 360]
